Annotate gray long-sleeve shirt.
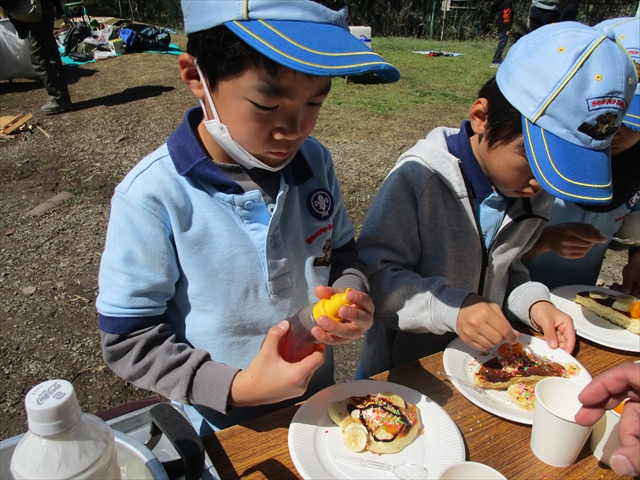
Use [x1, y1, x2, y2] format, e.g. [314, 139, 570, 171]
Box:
[356, 126, 554, 376]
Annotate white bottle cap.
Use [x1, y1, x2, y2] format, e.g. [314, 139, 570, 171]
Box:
[24, 379, 82, 436]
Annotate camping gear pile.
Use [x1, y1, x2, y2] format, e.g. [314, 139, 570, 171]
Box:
[56, 18, 172, 62]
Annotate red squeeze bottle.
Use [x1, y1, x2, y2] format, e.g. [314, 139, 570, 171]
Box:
[279, 288, 352, 363]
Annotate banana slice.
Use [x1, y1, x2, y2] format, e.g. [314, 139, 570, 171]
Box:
[343, 422, 368, 452]
[612, 294, 637, 312]
[564, 362, 581, 378]
[589, 291, 609, 300]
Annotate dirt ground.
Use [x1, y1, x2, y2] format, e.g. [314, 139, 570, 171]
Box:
[0, 35, 628, 440]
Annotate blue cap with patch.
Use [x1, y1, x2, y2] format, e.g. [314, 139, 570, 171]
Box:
[595, 17, 640, 132]
[180, 0, 400, 83]
[496, 22, 637, 205]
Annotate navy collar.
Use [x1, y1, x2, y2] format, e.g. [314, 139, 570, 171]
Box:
[446, 120, 494, 199]
[166, 107, 314, 194]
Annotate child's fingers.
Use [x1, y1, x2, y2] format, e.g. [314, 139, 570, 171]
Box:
[296, 347, 325, 372]
[310, 321, 361, 344]
[345, 289, 374, 314]
[543, 328, 559, 350]
[261, 320, 289, 352]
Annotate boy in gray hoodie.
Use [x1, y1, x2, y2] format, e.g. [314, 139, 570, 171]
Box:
[355, 22, 637, 378]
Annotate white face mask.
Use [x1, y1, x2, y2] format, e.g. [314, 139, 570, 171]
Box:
[195, 63, 293, 172]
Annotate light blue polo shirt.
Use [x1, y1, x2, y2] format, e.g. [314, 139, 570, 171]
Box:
[97, 107, 358, 430]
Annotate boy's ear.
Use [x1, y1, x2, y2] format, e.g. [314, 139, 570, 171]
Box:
[178, 53, 206, 100]
[469, 98, 489, 135]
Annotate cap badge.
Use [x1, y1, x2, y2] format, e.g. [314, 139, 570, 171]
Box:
[578, 111, 619, 140]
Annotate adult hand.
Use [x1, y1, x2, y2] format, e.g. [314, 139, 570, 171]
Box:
[456, 294, 519, 351]
[575, 363, 640, 477]
[310, 286, 374, 345]
[228, 321, 325, 407]
[529, 300, 576, 353]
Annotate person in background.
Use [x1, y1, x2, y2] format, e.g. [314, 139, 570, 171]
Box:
[97, 0, 399, 434]
[559, 0, 578, 22]
[524, 16, 640, 295]
[354, 22, 636, 379]
[491, 0, 514, 68]
[415, 16, 424, 39]
[0, 0, 73, 113]
[529, 0, 562, 30]
[576, 362, 640, 478]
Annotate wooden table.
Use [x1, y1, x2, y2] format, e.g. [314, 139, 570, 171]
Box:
[204, 338, 638, 479]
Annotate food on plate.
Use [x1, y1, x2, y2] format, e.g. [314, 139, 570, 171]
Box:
[474, 342, 579, 390]
[574, 290, 640, 335]
[328, 392, 423, 454]
[507, 383, 536, 411]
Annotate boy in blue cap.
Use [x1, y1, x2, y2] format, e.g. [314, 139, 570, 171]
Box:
[524, 16, 640, 294]
[96, 0, 400, 433]
[355, 21, 637, 379]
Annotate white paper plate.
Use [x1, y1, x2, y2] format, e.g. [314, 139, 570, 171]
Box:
[443, 334, 592, 424]
[550, 285, 640, 353]
[288, 379, 465, 479]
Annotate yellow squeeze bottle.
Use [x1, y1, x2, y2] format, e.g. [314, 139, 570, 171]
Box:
[279, 288, 352, 363]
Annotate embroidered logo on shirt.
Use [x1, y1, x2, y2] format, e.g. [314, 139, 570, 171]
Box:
[308, 188, 334, 220]
[313, 239, 333, 267]
[628, 190, 640, 209]
[306, 224, 333, 245]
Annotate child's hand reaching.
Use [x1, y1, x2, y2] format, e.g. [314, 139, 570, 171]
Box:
[228, 321, 325, 407]
[309, 286, 374, 345]
[524, 222, 606, 260]
[456, 294, 520, 351]
[529, 301, 576, 353]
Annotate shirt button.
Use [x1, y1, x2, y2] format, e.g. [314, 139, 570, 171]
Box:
[244, 200, 254, 210]
[269, 236, 275, 247]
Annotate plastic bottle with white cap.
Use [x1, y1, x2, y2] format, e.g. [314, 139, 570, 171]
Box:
[10, 379, 122, 480]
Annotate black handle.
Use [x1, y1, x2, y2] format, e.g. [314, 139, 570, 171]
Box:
[147, 403, 205, 480]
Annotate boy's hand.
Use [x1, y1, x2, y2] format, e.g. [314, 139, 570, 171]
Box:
[529, 301, 576, 353]
[540, 223, 606, 259]
[228, 321, 325, 407]
[310, 286, 374, 345]
[456, 294, 519, 351]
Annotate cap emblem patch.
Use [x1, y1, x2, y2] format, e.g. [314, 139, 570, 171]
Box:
[578, 112, 619, 140]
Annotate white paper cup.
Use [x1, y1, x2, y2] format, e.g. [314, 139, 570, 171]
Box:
[439, 461, 506, 479]
[530, 377, 593, 467]
[590, 408, 622, 466]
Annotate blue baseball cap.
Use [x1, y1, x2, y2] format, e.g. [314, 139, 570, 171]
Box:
[595, 17, 640, 132]
[497, 22, 637, 205]
[180, 0, 400, 83]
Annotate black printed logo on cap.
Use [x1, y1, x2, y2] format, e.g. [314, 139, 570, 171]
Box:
[308, 189, 334, 220]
